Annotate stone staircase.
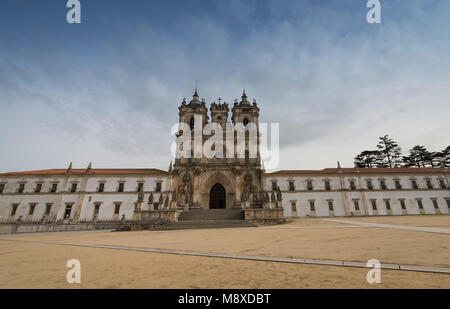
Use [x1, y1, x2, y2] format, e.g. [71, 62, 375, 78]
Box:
[150, 209, 256, 231]
[153, 219, 257, 231]
[179, 209, 245, 221]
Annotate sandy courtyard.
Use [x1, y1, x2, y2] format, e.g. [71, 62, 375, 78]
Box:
[0, 215, 449, 289]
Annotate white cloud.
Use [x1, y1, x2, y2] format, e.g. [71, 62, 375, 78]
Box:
[1, 1, 449, 172]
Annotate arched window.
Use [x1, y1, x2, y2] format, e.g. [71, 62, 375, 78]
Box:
[243, 118, 249, 126]
[189, 117, 195, 130]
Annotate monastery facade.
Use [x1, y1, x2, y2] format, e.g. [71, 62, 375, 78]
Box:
[0, 91, 449, 223]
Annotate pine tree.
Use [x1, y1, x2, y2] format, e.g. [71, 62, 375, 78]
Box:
[401, 154, 417, 167]
[354, 150, 380, 168]
[434, 145, 450, 168]
[376, 135, 402, 168]
[402, 145, 433, 168]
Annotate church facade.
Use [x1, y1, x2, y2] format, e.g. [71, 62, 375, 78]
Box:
[0, 91, 449, 223]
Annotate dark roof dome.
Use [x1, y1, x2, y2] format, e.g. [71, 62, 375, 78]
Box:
[239, 89, 251, 106]
[188, 89, 202, 105]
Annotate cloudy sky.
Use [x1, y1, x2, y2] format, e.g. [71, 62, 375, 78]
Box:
[0, 0, 449, 173]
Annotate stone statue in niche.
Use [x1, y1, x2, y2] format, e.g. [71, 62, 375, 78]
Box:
[181, 170, 193, 205]
[243, 171, 253, 201]
[148, 192, 154, 204]
[137, 186, 144, 202]
[164, 195, 169, 207]
[254, 190, 259, 202]
[182, 171, 191, 193]
[244, 185, 250, 201]
[172, 189, 177, 201]
[276, 186, 282, 201]
[244, 171, 252, 184]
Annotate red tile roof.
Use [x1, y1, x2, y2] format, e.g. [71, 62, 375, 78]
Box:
[0, 168, 168, 176]
[0, 167, 446, 177]
[268, 167, 446, 176]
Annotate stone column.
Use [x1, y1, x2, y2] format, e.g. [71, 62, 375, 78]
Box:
[339, 174, 351, 216]
[357, 174, 369, 216]
[133, 201, 143, 221]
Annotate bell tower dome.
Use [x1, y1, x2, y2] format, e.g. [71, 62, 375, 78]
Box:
[178, 89, 209, 130]
[232, 90, 260, 126]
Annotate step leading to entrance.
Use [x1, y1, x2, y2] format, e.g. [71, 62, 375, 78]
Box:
[153, 220, 257, 231]
[178, 209, 244, 221]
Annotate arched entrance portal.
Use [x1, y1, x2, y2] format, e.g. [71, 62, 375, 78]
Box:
[209, 183, 226, 209]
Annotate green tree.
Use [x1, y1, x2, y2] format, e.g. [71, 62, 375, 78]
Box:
[401, 154, 416, 168]
[402, 145, 435, 168]
[354, 150, 380, 168]
[433, 145, 450, 168]
[376, 135, 402, 168]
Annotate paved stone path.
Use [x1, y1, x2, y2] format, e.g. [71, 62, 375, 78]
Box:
[322, 219, 450, 235]
[262, 225, 377, 230]
[1, 237, 449, 274]
[0, 229, 115, 237]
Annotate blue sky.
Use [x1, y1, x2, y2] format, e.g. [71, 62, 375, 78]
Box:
[1, 0, 449, 172]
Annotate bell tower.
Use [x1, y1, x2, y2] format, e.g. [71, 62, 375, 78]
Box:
[178, 89, 208, 129]
[176, 89, 209, 165]
[210, 98, 229, 128]
[231, 90, 261, 166]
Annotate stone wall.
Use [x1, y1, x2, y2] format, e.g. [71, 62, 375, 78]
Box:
[244, 208, 285, 224]
[134, 209, 182, 222]
[0, 221, 124, 234]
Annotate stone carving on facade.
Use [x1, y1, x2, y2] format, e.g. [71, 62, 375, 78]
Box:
[137, 186, 144, 202]
[243, 185, 250, 202]
[172, 189, 177, 201]
[256, 168, 264, 179]
[276, 186, 282, 201]
[231, 167, 241, 175]
[182, 170, 191, 191]
[181, 170, 193, 206]
[243, 171, 253, 202]
[164, 195, 169, 207]
[244, 171, 252, 184]
[148, 192, 154, 204]
[264, 191, 270, 202]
